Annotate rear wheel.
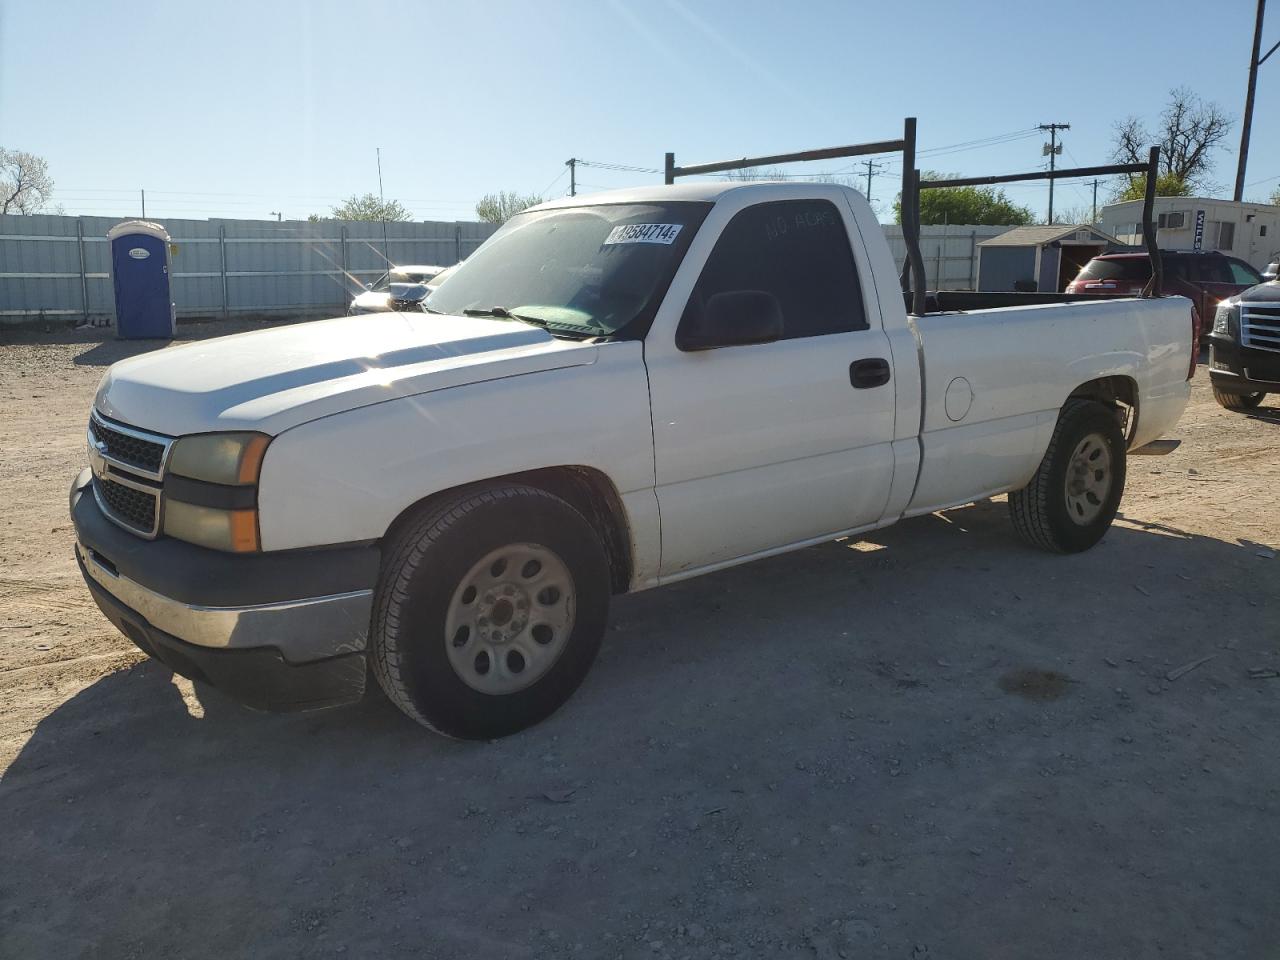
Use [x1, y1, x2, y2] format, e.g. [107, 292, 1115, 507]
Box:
[371, 484, 610, 739]
[1213, 387, 1265, 411]
[1009, 399, 1126, 553]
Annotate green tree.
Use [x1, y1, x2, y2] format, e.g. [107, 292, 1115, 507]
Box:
[475, 191, 543, 225]
[894, 173, 1033, 226]
[310, 193, 411, 222]
[1113, 171, 1192, 202]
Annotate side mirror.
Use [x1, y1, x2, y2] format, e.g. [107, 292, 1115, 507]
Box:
[677, 290, 784, 351]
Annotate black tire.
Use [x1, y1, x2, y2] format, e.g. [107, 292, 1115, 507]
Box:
[1213, 387, 1265, 410]
[1008, 399, 1127, 554]
[370, 484, 610, 739]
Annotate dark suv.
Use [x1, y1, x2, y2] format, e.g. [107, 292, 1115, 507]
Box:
[1066, 250, 1262, 341]
[1207, 279, 1280, 410]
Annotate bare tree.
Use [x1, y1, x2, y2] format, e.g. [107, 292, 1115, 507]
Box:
[1111, 87, 1233, 192]
[723, 167, 790, 181]
[1052, 205, 1096, 226]
[0, 149, 55, 214]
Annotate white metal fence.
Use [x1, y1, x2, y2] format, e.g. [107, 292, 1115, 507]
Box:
[881, 225, 1010, 290]
[0, 214, 497, 325]
[0, 215, 1011, 326]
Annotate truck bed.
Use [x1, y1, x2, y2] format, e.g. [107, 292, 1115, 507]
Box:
[914, 290, 1118, 314]
[901, 294, 1194, 517]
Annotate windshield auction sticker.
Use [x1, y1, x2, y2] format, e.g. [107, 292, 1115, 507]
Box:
[603, 223, 683, 245]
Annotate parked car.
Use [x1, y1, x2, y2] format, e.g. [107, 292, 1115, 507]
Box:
[348, 264, 449, 315]
[1065, 249, 1261, 341]
[1208, 277, 1280, 410]
[70, 180, 1193, 739]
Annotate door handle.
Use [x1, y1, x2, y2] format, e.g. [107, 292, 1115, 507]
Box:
[850, 358, 891, 389]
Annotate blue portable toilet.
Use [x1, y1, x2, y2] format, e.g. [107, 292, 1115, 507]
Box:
[108, 220, 176, 339]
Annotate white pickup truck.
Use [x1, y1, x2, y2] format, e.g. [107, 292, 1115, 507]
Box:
[72, 172, 1193, 738]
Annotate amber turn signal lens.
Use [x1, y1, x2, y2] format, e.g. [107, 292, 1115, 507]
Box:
[228, 509, 260, 552]
[236, 435, 271, 485]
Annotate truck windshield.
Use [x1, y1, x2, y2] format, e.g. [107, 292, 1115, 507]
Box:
[425, 201, 710, 336]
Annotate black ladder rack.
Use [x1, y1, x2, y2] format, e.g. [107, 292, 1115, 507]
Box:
[663, 120, 1162, 314]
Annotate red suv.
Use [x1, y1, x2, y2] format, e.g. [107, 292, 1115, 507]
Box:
[1066, 250, 1262, 341]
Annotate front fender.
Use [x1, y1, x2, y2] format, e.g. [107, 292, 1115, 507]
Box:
[256, 341, 656, 553]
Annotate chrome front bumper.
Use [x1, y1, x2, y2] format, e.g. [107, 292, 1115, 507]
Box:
[76, 541, 373, 661]
[71, 468, 379, 710]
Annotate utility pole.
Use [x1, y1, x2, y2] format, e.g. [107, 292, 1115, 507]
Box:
[1038, 123, 1070, 224]
[566, 158, 577, 197]
[862, 159, 885, 203]
[140, 189, 146, 219]
[1091, 179, 1099, 224]
[1235, 0, 1277, 200]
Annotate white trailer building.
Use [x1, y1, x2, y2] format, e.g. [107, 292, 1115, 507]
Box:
[1098, 197, 1280, 273]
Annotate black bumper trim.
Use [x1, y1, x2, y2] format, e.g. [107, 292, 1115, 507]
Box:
[1209, 336, 1280, 393]
[71, 469, 380, 607]
[82, 561, 367, 712]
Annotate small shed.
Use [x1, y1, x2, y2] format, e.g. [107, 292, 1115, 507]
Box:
[976, 224, 1122, 293]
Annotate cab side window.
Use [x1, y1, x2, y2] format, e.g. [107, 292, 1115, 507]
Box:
[682, 199, 868, 340]
[1228, 259, 1262, 285]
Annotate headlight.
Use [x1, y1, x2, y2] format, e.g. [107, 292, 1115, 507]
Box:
[164, 500, 260, 553]
[164, 432, 270, 552]
[1212, 301, 1239, 337]
[168, 432, 269, 485]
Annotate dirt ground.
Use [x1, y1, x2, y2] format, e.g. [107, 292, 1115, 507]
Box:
[2, 319, 1279, 960]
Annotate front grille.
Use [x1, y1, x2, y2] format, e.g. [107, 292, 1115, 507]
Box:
[89, 417, 167, 473]
[96, 477, 159, 535]
[1241, 303, 1280, 354]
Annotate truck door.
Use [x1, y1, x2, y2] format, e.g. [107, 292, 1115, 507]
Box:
[644, 196, 897, 578]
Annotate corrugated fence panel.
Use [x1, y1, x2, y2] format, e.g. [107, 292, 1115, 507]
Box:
[881, 225, 1011, 291]
[3, 215, 1016, 323]
[0, 213, 498, 323]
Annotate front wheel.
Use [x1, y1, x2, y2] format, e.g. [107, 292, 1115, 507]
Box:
[1213, 387, 1265, 411]
[370, 484, 611, 739]
[1008, 399, 1127, 553]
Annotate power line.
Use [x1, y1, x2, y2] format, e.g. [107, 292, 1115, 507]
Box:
[577, 128, 1047, 187]
[538, 167, 569, 197]
[58, 187, 477, 206]
[917, 128, 1041, 159]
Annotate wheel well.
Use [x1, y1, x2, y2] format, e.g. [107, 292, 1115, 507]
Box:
[1067, 375, 1138, 442]
[382, 467, 634, 594]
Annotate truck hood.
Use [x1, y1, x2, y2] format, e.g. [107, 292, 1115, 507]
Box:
[1237, 280, 1280, 302]
[94, 312, 597, 437]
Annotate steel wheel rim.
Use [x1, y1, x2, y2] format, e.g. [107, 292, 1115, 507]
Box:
[444, 543, 576, 695]
[1064, 432, 1112, 525]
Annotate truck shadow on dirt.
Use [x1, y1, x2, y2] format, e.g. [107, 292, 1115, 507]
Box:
[1243, 403, 1280, 425]
[3, 500, 1279, 958]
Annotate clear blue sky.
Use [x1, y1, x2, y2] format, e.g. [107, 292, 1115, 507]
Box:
[2, 0, 1277, 223]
